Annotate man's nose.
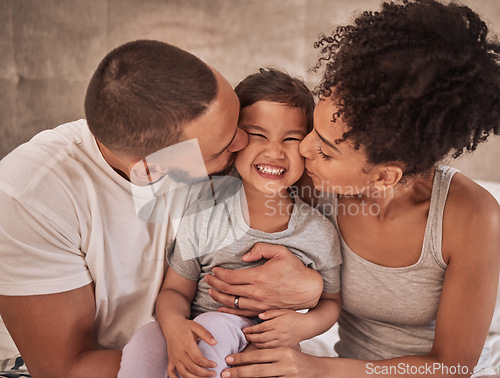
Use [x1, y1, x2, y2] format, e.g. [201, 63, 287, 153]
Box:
[227, 128, 249, 152]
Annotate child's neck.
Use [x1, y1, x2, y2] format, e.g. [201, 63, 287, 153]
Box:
[240, 182, 294, 233]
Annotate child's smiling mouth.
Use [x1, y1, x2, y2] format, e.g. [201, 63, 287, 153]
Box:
[255, 163, 287, 176]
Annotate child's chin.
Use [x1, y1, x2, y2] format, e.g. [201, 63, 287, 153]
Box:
[259, 185, 289, 197]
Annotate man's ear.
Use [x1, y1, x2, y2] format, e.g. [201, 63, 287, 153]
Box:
[373, 164, 404, 190]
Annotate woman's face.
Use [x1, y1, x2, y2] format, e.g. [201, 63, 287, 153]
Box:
[299, 97, 373, 195]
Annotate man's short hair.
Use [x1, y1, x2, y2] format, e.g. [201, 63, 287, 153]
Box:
[85, 40, 217, 158]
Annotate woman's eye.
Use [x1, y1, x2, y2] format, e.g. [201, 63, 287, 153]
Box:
[316, 145, 332, 160]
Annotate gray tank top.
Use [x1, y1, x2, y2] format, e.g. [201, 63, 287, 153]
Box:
[322, 166, 457, 360]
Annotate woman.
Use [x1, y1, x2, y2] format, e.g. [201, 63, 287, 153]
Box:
[208, 1, 500, 377]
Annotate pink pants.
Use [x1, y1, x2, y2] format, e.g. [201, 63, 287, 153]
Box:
[118, 312, 256, 378]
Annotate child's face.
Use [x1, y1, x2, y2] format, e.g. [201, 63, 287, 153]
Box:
[235, 100, 308, 196]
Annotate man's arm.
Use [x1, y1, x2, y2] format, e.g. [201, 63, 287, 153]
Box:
[0, 283, 121, 378]
[204, 243, 323, 316]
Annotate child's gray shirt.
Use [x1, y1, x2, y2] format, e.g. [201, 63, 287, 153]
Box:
[167, 177, 342, 318]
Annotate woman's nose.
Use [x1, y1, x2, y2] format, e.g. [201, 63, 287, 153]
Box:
[299, 132, 315, 159]
[227, 127, 249, 152]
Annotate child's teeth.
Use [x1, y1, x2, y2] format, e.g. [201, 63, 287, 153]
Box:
[257, 165, 285, 175]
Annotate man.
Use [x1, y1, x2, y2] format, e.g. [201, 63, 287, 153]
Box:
[0, 40, 322, 377]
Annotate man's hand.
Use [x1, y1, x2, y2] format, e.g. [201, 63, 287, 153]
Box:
[204, 243, 323, 315]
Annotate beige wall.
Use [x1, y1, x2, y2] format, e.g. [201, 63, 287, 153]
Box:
[1, 0, 499, 181]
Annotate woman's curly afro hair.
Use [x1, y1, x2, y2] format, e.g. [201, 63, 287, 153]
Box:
[314, 0, 500, 177]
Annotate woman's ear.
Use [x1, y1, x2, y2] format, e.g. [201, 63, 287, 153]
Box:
[374, 165, 403, 190]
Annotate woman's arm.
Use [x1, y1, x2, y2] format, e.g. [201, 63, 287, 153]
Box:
[221, 178, 500, 378]
[296, 291, 342, 340]
[204, 242, 324, 316]
[221, 348, 475, 378]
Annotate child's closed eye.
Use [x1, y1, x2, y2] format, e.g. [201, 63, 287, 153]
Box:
[247, 132, 267, 139]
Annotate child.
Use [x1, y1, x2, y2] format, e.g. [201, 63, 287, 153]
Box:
[118, 68, 342, 378]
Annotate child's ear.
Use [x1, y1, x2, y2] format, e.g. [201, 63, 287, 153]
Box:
[373, 165, 403, 190]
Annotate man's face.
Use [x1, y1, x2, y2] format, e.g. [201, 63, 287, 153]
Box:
[98, 69, 248, 186]
[180, 69, 248, 177]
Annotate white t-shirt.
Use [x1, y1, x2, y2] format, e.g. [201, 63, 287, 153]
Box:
[0, 119, 199, 359]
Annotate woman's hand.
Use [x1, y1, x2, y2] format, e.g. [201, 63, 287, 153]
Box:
[243, 309, 308, 348]
[165, 318, 218, 378]
[204, 242, 323, 315]
[221, 347, 323, 378]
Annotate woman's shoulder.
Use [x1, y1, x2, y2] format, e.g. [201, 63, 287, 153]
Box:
[443, 171, 500, 261]
[447, 172, 499, 221]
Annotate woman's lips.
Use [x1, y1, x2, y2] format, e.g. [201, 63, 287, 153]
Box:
[305, 167, 315, 176]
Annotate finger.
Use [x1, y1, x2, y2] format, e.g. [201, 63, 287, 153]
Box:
[208, 288, 267, 312]
[226, 348, 281, 366]
[204, 274, 251, 297]
[222, 363, 280, 378]
[172, 359, 196, 378]
[192, 323, 217, 346]
[182, 339, 216, 370]
[258, 309, 289, 320]
[178, 355, 216, 378]
[185, 358, 217, 378]
[167, 361, 178, 378]
[222, 365, 278, 378]
[244, 331, 279, 345]
[242, 322, 272, 335]
[242, 242, 287, 262]
[217, 306, 260, 318]
[205, 268, 253, 287]
[186, 342, 217, 370]
[252, 340, 281, 349]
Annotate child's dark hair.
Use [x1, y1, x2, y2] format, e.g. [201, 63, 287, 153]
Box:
[314, 0, 500, 177]
[234, 68, 315, 133]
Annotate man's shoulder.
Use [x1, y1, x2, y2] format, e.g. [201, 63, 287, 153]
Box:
[0, 119, 96, 200]
[12, 119, 88, 152]
[1, 119, 90, 168]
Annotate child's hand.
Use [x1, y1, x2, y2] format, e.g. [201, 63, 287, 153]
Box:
[165, 318, 218, 378]
[242, 309, 308, 348]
